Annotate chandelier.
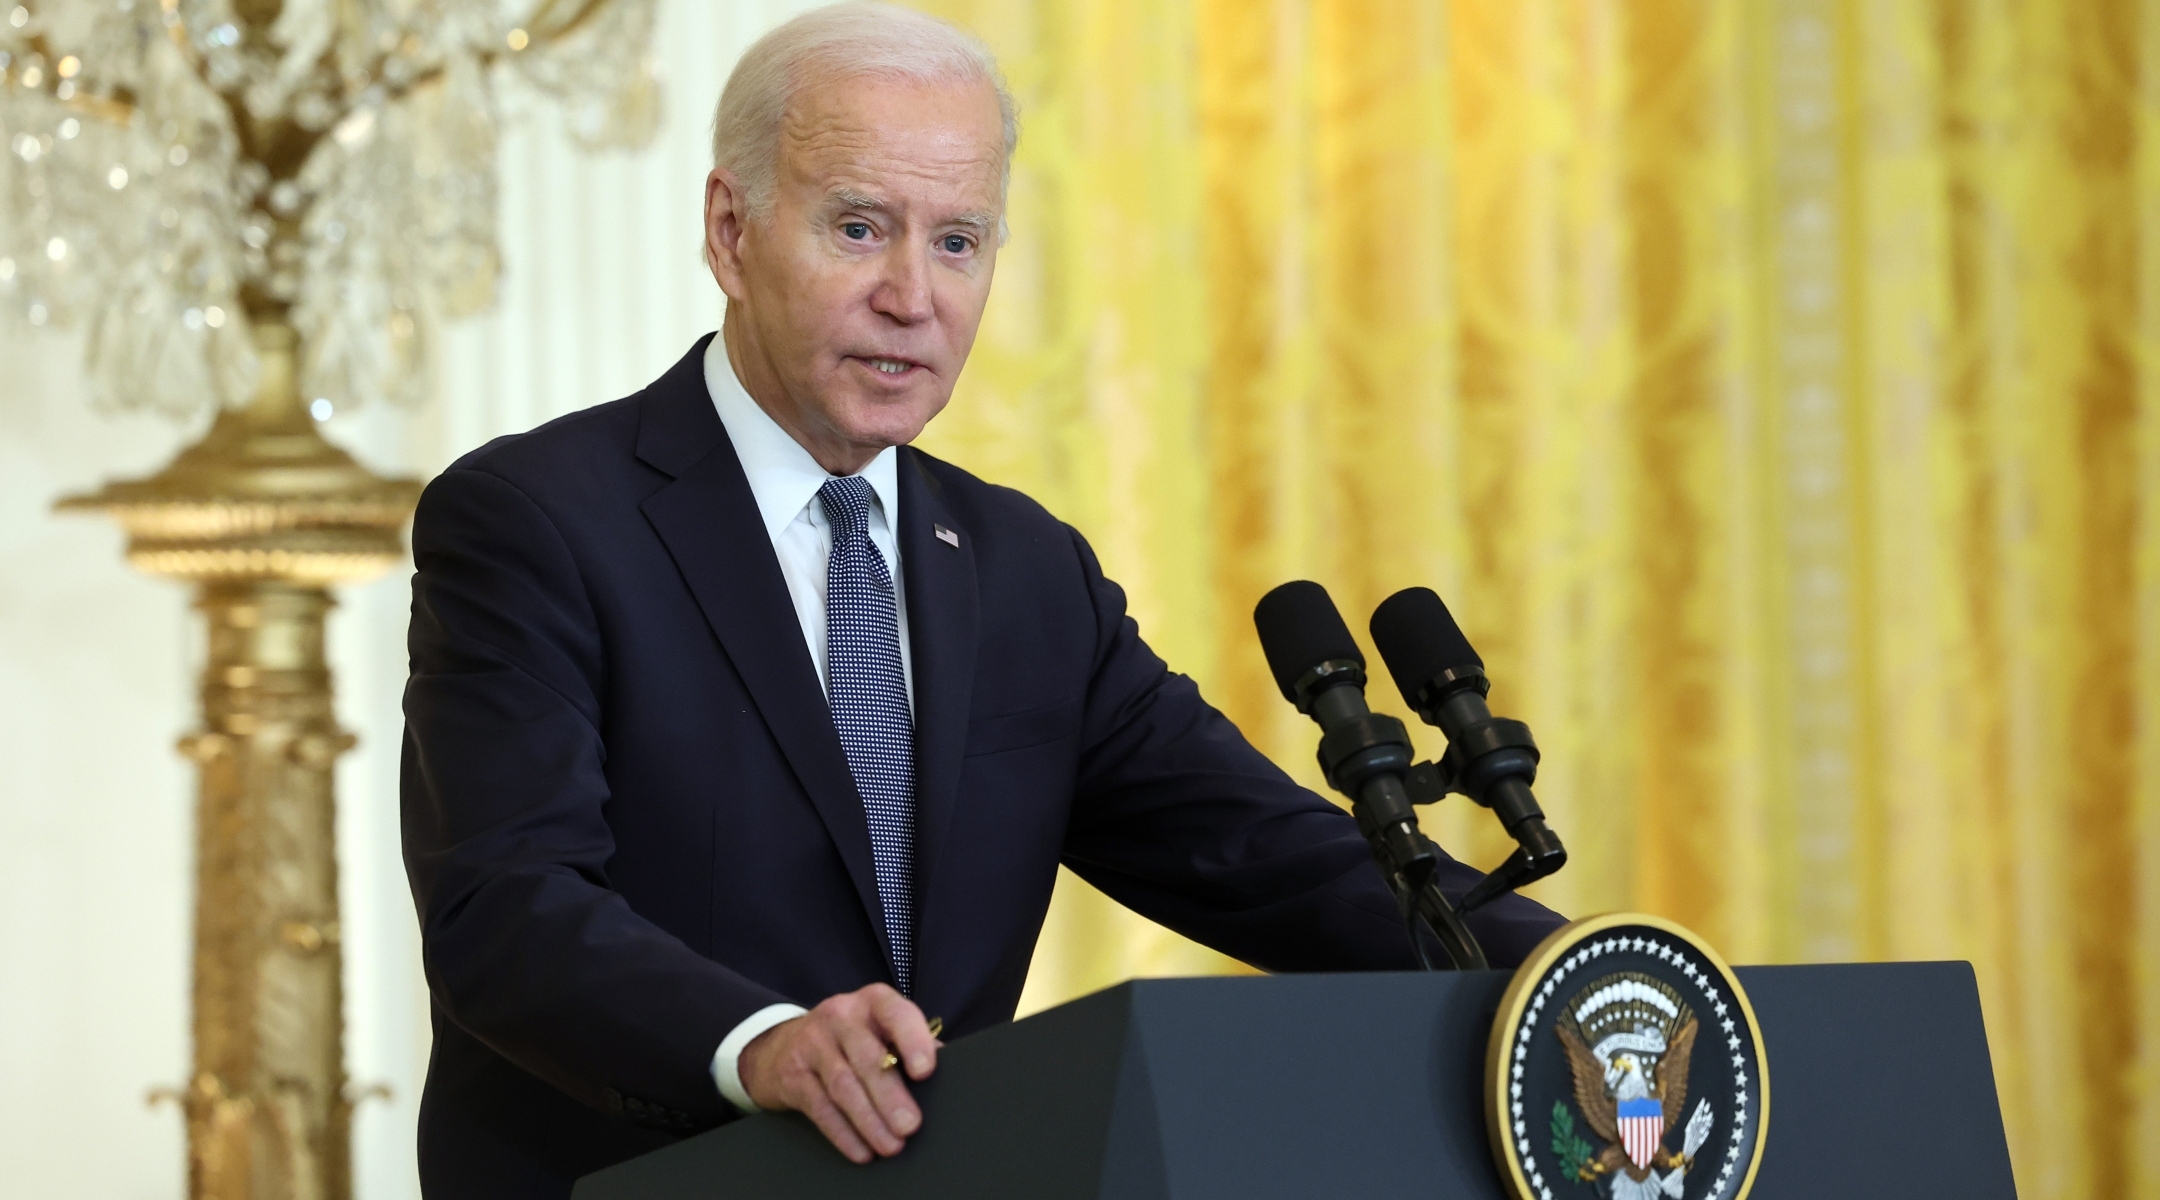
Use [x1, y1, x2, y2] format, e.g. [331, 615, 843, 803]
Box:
[0, 0, 659, 416]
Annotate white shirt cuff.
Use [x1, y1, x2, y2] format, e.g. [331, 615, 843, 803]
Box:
[711, 1003, 809, 1114]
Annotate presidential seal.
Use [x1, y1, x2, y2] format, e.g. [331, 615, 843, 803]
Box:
[1486, 914, 1768, 1200]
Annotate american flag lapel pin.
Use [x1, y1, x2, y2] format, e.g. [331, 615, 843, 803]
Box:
[934, 523, 959, 548]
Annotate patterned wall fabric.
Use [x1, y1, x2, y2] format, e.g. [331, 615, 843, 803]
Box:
[912, 3, 2160, 1197]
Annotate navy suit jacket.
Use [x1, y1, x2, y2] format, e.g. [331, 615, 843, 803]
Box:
[401, 336, 1563, 1197]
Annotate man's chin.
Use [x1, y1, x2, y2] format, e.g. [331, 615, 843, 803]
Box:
[826, 389, 949, 453]
[830, 407, 941, 455]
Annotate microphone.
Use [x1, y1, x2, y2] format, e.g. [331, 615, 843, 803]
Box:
[1253, 581, 1487, 970]
[1368, 587, 1566, 913]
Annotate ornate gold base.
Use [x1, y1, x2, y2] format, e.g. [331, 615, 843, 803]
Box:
[61, 322, 419, 1200]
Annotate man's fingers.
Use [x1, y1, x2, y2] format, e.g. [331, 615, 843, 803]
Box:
[799, 1092, 874, 1165]
[866, 988, 940, 1080]
[818, 1052, 903, 1157]
[838, 1021, 922, 1136]
[756, 984, 940, 1164]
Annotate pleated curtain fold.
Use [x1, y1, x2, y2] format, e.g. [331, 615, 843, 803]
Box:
[911, 3, 2160, 1196]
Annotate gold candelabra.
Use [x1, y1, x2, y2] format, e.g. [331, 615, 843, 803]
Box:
[61, 319, 417, 1200]
[6, 4, 661, 1195]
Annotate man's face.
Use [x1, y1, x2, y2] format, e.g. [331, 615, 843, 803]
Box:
[705, 74, 1005, 470]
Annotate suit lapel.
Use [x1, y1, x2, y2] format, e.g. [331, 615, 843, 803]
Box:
[898, 448, 978, 910]
[634, 338, 892, 968]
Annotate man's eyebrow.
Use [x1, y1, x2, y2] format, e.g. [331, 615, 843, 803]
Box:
[827, 188, 997, 233]
[828, 187, 888, 212]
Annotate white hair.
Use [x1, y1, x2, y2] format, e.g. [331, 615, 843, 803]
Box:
[712, 3, 1019, 221]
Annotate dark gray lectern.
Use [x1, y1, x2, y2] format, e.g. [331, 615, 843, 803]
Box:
[574, 963, 2014, 1199]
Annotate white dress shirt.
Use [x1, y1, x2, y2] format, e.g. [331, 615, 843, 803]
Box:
[701, 333, 915, 1113]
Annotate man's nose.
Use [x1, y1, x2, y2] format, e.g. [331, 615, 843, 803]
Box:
[870, 243, 935, 325]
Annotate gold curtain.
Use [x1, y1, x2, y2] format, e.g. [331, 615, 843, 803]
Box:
[908, 2, 2160, 1196]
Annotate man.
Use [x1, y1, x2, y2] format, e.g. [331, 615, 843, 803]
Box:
[401, 4, 1563, 1196]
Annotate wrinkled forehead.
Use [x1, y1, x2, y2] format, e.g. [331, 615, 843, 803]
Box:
[777, 72, 1007, 207]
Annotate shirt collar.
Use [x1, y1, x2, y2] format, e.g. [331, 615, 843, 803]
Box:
[703, 332, 900, 540]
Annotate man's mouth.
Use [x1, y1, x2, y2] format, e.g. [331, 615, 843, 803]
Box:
[854, 355, 924, 377]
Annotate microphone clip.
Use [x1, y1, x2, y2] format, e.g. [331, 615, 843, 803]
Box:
[1400, 720, 1541, 808]
[1315, 711, 1415, 796]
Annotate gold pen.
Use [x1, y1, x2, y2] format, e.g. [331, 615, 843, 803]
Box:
[879, 1016, 942, 1071]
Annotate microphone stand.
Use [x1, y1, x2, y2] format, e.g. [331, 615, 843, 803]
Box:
[1299, 661, 1489, 972]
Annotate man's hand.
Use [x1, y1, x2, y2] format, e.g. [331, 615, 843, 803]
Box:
[737, 984, 940, 1163]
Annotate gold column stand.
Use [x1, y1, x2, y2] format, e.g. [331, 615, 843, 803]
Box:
[59, 321, 421, 1200]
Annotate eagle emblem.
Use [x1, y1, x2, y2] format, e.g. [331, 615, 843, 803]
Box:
[1553, 973, 1715, 1199]
[1484, 917, 1766, 1200]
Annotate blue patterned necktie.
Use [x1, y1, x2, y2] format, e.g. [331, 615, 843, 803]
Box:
[817, 476, 916, 995]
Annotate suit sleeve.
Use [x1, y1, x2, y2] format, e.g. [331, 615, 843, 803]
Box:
[401, 466, 787, 1128]
[1056, 528, 1565, 969]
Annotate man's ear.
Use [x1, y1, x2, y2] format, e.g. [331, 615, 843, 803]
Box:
[704, 169, 751, 301]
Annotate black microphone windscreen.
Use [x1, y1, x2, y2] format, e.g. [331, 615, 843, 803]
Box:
[1253, 581, 1363, 703]
[1369, 587, 1483, 705]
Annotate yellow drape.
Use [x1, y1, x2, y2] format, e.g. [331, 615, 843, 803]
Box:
[910, 2, 2160, 1196]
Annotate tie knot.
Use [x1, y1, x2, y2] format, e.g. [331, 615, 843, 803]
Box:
[817, 475, 876, 541]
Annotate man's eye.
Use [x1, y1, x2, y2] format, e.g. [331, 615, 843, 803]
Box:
[843, 222, 871, 240]
[942, 234, 971, 254]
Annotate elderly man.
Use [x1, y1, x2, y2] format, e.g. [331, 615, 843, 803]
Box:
[401, 4, 1562, 1195]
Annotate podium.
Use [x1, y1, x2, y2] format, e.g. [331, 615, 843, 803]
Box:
[573, 963, 2015, 1199]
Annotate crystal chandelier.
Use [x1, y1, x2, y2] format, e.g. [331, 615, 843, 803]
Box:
[2, 4, 659, 1198]
[0, 0, 659, 416]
